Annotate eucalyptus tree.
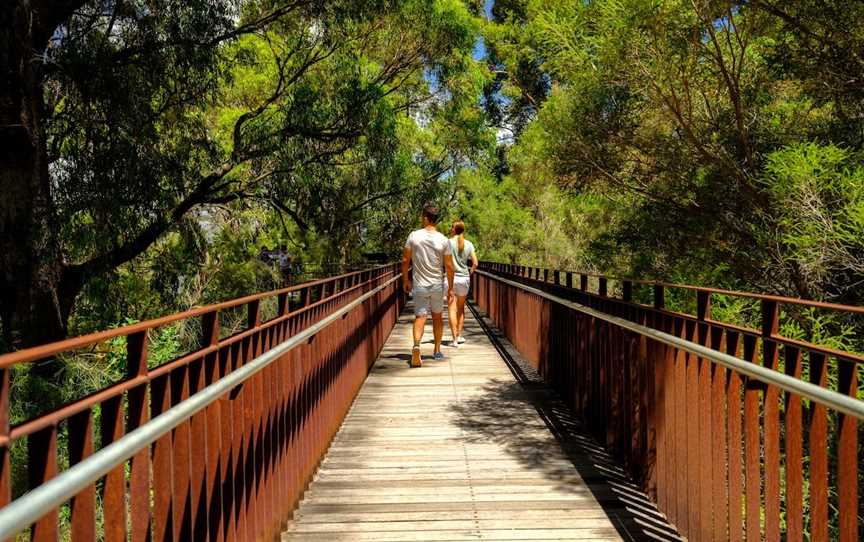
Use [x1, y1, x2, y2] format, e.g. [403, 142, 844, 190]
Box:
[476, 0, 864, 303]
[0, 0, 486, 350]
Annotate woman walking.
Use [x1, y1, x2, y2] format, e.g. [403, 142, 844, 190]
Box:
[447, 220, 478, 347]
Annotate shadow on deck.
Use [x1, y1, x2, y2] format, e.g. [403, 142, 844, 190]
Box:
[465, 303, 683, 542]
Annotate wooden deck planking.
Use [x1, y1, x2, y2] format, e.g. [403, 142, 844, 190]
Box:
[283, 302, 638, 542]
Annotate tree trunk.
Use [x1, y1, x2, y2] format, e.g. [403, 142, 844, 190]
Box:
[0, 4, 73, 352]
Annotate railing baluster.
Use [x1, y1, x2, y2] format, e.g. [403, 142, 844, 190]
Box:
[653, 284, 664, 309]
[808, 352, 828, 542]
[0, 368, 9, 513]
[725, 333, 744, 542]
[127, 330, 150, 542]
[150, 373, 174, 542]
[836, 359, 858, 541]
[29, 426, 58, 542]
[761, 301, 781, 542]
[742, 335, 761, 541]
[101, 395, 126, 542]
[68, 410, 95, 542]
[784, 346, 803, 542]
[474, 263, 864, 542]
[709, 326, 728, 541]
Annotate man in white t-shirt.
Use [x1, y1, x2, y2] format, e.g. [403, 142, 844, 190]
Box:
[401, 203, 455, 368]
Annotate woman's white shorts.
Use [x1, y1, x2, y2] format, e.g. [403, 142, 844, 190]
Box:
[452, 275, 470, 297]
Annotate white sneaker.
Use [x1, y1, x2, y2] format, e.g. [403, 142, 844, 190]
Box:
[457, 336, 466, 344]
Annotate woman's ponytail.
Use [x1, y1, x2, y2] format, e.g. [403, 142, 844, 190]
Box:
[453, 221, 466, 254]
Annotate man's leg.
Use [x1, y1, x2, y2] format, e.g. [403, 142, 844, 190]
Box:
[411, 287, 431, 367]
[413, 315, 427, 346]
[431, 312, 444, 353]
[411, 315, 426, 367]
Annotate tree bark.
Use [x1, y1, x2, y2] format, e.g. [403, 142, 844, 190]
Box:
[0, 2, 84, 351]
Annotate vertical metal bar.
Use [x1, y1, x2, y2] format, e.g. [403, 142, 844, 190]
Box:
[580, 274, 588, 292]
[672, 318, 687, 532]
[622, 281, 632, 302]
[278, 293, 288, 317]
[126, 331, 151, 542]
[204, 350, 225, 542]
[784, 346, 803, 542]
[151, 374, 174, 542]
[29, 426, 58, 542]
[742, 335, 761, 541]
[836, 359, 858, 542]
[68, 410, 96, 542]
[101, 395, 126, 542]
[0, 368, 10, 513]
[566, 272, 573, 289]
[726, 332, 744, 542]
[684, 321, 699, 537]
[170, 366, 193, 541]
[221, 347, 239, 542]
[808, 352, 828, 542]
[202, 312, 224, 542]
[189, 358, 209, 541]
[598, 277, 607, 297]
[247, 300, 261, 330]
[710, 326, 728, 541]
[553, 270, 560, 285]
[760, 301, 780, 542]
[697, 291, 711, 321]
[696, 299, 713, 539]
[653, 285, 665, 310]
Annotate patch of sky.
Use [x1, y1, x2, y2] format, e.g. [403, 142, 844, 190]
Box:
[423, 66, 442, 94]
[473, 36, 487, 61]
[484, 0, 495, 21]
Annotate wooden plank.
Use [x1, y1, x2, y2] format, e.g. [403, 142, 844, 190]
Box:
[284, 304, 680, 542]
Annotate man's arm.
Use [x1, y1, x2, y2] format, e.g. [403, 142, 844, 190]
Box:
[444, 254, 455, 302]
[401, 247, 412, 293]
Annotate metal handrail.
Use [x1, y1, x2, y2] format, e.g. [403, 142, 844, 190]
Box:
[481, 261, 864, 314]
[478, 270, 864, 420]
[0, 275, 400, 540]
[0, 263, 395, 366]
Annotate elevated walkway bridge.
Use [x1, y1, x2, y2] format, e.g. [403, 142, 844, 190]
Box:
[0, 263, 861, 541]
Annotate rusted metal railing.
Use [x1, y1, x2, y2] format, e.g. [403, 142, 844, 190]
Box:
[473, 262, 863, 542]
[0, 264, 403, 541]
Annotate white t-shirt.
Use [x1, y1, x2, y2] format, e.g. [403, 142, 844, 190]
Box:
[405, 228, 452, 289]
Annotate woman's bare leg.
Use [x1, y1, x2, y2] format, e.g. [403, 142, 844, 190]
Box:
[448, 296, 459, 343]
[456, 296, 467, 339]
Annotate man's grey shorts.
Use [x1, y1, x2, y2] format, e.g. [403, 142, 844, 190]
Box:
[413, 285, 444, 317]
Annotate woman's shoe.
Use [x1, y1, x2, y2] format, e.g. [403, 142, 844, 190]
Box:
[457, 336, 466, 344]
[433, 351, 445, 361]
[410, 345, 422, 368]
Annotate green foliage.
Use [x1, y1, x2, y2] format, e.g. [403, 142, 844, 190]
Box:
[763, 143, 864, 296]
[470, 0, 864, 305]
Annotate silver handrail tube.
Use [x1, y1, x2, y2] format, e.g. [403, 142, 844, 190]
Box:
[0, 275, 400, 540]
[477, 270, 864, 421]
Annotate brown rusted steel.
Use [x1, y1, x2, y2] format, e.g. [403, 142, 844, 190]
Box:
[0, 264, 402, 541]
[67, 410, 95, 542]
[474, 262, 863, 542]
